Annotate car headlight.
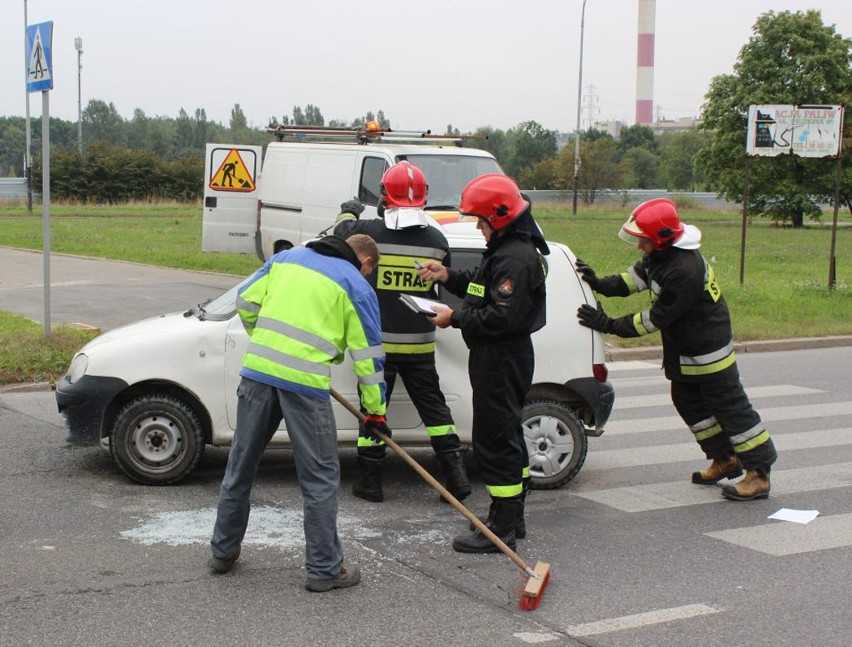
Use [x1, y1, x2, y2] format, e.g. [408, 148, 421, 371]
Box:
[66, 353, 89, 384]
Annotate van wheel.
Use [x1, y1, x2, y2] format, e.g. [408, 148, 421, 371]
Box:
[109, 394, 205, 485]
[523, 399, 587, 490]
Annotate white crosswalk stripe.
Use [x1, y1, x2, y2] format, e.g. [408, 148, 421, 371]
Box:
[705, 513, 852, 556]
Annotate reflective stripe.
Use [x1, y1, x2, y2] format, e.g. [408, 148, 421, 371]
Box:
[426, 424, 456, 438]
[358, 370, 384, 386]
[349, 344, 384, 361]
[522, 465, 530, 479]
[382, 331, 435, 344]
[378, 243, 447, 259]
[625, 266, 647, 292]
[357, 436, 385, 448]
[680, 340, 735, 366]
[467, 282, 485, 297]
[694, 422, 723, 442]
[689, 416, 719, 432]
[729, 420, 766, 447]
[246, 342, 331, 377]
[680, 341, 736, 376]
[704, 261, 722, 302]
[256, 316, 340, 359]
[733, 429, 771, 453]
[486, 483, 524, 498]
[632, 311, 657, 336]
[236, 295, 261, 314]
[384, 341, 436, 355]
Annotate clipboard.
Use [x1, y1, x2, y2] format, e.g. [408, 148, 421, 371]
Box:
[399, 294, 442, 317]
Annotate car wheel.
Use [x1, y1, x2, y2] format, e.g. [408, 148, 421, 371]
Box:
[523, 399, 588, 490]
[109, 394, 205, 485]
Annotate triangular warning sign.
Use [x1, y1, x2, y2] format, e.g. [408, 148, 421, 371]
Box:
[28, 28, 50, 84]
[209, 149, 256, 192]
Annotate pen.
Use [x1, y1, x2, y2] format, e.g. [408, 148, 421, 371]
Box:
[414, 260, 425, 270]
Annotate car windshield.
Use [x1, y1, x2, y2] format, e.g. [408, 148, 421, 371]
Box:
[402, 154, 503, 209]
[196, 276, 252, 320]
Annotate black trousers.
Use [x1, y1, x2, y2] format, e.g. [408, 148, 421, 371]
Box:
[671, 363, 777, 471]
[357, 359, 459, 460]
[468, 338, 533, 498]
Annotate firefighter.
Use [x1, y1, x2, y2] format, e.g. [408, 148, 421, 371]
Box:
[421, 174, 549, 553]
[333, 161, 471, 504]
[576, 198, 777, 501]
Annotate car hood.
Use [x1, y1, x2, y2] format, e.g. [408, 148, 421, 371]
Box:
[77, 311, 221, 355]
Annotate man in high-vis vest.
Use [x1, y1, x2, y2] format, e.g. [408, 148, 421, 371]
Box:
[210, 233, 389, 592]
[576, 198, 777, 501]
[333, 161, 471, 505]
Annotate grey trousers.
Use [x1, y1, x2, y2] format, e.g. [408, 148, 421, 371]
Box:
[211, 377, 344, 580]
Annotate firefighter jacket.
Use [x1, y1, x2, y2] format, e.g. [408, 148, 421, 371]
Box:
[596, 246, 734, 383]
[236, 235, 387, 415]
[334, 214, 450, 362]
[443, 227, 546, 350]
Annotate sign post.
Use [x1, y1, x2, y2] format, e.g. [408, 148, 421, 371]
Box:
[26, 20, 54, 337]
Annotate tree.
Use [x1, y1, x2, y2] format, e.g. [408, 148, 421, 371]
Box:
[504, 121, 557, 179]
[658, 130, 708, 190]
[697, 10, 852, 226]
[617, 124, 658, 156]
[229, 104, 249, 132]
[622, 147, 660, 189]
[83, 99, 127, 148]
[554, 137, 629, 203]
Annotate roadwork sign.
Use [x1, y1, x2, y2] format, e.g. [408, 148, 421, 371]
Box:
[208, 148, 257, 192]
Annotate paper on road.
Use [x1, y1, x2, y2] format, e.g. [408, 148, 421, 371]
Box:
[768, 508, 820, 524]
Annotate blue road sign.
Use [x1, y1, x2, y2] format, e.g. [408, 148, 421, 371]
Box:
[26, 21, 54, 93]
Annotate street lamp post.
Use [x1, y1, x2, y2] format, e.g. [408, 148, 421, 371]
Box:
[74, 37, 83, 154]
[572, 0, 588, 217]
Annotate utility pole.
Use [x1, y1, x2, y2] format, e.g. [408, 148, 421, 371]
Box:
[572, 0, 588, 217]
[23, 0, 32, 212]
[75, 37, 83, 154]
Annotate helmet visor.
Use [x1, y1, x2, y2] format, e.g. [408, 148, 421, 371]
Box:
[618, 215, 648, 245]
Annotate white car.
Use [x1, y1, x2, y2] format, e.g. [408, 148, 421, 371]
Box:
[56, 218, 614, 488]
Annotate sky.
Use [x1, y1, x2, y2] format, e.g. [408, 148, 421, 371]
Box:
[1, 0, 850, 135]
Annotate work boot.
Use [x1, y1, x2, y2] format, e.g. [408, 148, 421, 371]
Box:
[352, 456, 384, 502]
[722, 469, 770, 501]
[469, 478, 527, 539]
[453, 497, 521, 553]
[691, 454, 742, 485]
[436, 449, 472, 502]
[209, 547, 240, 575]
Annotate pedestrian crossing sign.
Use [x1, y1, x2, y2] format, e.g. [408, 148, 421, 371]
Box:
[26, 21, 54, 93]
[208, 148, 257, 192]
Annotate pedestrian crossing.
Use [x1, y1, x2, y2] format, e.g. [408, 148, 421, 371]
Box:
[570, 358, 852, 555]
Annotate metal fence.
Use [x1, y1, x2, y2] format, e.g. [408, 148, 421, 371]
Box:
[523, 189, 740, 210]
[0, 178, 39, 202]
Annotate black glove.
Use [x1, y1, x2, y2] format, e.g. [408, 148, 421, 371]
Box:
[364, 414, 392, 442]
[575, 258, 601, 291]
[577, 302, 613, 333]
[340, 199, 365, 219]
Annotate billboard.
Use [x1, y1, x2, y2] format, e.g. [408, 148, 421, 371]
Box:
[746, 104, 843, 158]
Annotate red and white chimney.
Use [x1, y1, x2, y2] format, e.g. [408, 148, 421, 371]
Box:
[635, 0, 656, 124]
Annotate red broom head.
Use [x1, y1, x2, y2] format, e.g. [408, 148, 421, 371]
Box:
[518, 571, 550, 611]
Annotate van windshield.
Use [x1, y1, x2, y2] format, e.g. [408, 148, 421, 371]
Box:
[402, 155, 503, 209]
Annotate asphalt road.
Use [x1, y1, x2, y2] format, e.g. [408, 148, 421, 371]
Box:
[2, 246, 852, 646]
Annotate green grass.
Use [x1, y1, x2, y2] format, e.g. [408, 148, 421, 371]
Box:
[0, 312, 99, 384]
[0, 201, 850, 385]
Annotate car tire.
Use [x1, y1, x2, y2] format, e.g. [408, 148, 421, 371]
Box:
[523, 399, 588, 490]
[109, 394, 205, 486]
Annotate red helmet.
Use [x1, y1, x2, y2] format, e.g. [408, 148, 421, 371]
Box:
[380, 161, 428, 208]
[458, 174, 528, 230]
[619, 198, 684, 250]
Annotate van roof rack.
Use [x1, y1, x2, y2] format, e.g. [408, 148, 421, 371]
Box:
[265, 120, 483, 146]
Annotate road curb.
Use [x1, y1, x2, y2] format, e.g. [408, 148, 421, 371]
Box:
[605, 334, 852, 362]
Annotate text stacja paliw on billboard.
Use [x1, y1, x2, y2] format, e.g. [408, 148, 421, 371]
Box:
[746, 104, 843, 158]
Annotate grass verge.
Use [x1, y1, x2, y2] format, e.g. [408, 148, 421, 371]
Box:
[0, 312, 99, 384]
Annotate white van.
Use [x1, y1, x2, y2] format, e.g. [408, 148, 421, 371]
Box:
[202, 125, 503, 260]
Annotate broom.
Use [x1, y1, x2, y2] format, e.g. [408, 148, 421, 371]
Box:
[330, 387, 551, 610]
